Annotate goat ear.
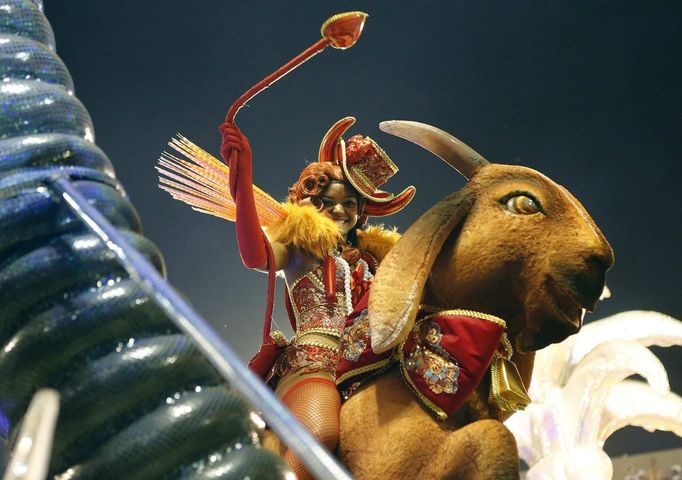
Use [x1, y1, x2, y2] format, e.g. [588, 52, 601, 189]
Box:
[369, 188, 475, 353]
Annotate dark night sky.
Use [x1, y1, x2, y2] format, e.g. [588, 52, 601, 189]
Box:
[45, 1, 680, 458]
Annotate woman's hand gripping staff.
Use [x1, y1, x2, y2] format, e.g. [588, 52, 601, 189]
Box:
[219, 122, 268, 270]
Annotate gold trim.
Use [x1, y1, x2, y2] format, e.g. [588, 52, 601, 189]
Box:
[307, 269, 326, 292]
[269, 330, 290, 347]
[297, 338, 340, 353]
[362, 251, 378, 269]
[349, 166, 379, 193]
[489, 354, 515, 412]
[336, 356, 394, 385]
[343, 136, 399, 196]
[288, 270, 310, 293]
[419, 304, 443, 313]
[418, 308, 507, 330]
[397, 338, 448, 420]
[343, 169, 400, 204]
[489, 354, 506, 410]
[296, 330, 340, 342]
[499, 332, 513, 359]
[363, 186, 416, 216]
[392, 305, 510, 420]
[341, 135, 403, 204]
[488, 352, 531, 413]
[320, 12, 368, 42]
[287, 265, 347, 339]
[296, 327, 343, 338]
[286, 283, 302, 325]
[367, 136, 399, 174]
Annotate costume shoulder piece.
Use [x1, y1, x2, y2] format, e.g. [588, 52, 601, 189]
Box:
[268, 214, 401, 262]
[265, 203, 340, 259]
[357, 225, 400, 263]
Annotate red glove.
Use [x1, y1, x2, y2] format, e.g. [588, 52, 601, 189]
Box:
[219, 122, 252, 199]
[218, 122, 268, 269]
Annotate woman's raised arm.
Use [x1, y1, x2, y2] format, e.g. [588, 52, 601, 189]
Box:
[219, 122, 292, 272]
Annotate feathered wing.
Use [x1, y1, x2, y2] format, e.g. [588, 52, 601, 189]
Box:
[156, 135, 286, 227]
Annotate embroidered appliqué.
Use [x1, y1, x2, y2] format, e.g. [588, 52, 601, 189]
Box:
[405, 320, 460, 395]
[340, 309, 370, 362]
[276, 344, 339, 378]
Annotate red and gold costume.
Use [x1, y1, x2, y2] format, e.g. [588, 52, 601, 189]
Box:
[155, 12, 417, 478]
[156, 14, 530, 477]
[157, 115, 412, 480]
[271, 252, 375, 382]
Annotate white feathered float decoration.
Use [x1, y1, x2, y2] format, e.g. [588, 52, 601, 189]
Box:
[505, 310, 682, 479]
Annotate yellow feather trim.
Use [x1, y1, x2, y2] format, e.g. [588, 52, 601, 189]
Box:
[357, 225, 401, 263]
[265, 203, 341, 259]
[264, 204, 402, 262]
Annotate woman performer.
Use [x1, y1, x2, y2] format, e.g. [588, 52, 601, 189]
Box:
[219, 116, 414, 479]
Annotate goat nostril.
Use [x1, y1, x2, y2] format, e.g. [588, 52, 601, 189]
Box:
[573, 262, 608, 311]
[587, 251, 613, 272]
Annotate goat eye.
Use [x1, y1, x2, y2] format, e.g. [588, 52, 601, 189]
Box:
[506, 195, 539, 215]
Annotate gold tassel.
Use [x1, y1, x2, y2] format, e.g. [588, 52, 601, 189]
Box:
[488, 335, 532, 413]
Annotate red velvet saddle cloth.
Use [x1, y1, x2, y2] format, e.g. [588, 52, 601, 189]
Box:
[336, 298, 506, 420]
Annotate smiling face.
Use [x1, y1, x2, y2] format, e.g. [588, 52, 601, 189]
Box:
[288, 163, 365, 241]
[319, 181, 359, 239]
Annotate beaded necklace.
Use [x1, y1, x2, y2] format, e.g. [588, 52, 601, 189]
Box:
[334, 253, 372, 316]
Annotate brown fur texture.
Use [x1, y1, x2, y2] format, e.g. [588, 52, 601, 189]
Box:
[369, 189, 475, 352]
[340, 369, 522, 479]
[265, 158, 613, 479]
[339, 163, 614, 479]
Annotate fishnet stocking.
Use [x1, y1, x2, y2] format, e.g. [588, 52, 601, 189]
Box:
[281, 378, 341, 480]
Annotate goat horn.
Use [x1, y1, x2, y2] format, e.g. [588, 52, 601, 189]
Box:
[379, 120, 489, 179]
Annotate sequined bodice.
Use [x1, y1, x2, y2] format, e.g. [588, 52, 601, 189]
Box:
[288, 256, 373, 340]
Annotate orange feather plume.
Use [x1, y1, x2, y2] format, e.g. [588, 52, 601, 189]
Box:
[156, 135, 286, 227]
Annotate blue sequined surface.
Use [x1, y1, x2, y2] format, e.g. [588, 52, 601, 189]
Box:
[0, 1, 291, 478]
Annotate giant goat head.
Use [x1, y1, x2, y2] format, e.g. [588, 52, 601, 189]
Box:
[370, 121, 614, 355]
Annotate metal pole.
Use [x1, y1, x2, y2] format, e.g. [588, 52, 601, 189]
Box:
[50, 176, 352, 480]
[3, 389, 59, 480]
